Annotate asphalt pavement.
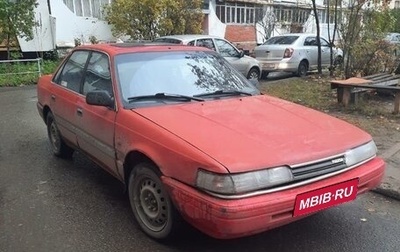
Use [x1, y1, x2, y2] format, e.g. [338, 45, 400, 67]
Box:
[1, 86, 400, 252]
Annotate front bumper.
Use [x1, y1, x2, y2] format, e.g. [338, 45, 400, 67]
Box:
[163, 157, 385, 239]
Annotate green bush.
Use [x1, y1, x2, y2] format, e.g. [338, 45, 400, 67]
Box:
[0, 59, 60, 87]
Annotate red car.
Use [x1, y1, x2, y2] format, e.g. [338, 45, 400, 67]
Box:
[37, 43, 385, 241]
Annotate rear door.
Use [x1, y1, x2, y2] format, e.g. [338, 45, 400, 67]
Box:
[50, 50, 90, 147]
[214, 38, 246, 75]
[75, 51, 118, 177]
[303, 36, 318, 69]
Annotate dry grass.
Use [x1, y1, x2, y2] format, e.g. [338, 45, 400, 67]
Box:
[259, 75, 400, 152]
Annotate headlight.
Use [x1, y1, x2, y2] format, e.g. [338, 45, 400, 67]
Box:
[196, 166, 293, 195]
[345, 141, 377, 167]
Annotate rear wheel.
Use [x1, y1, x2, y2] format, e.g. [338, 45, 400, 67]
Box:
[128, 163, 182, 241]
[297, 61, 308, 77]
[46, 112, 74, 158]
[333, 56, 343, 69]
[247, 68, 260, 80]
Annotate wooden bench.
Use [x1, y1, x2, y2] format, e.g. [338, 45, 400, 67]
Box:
[331, 78, 400, 114]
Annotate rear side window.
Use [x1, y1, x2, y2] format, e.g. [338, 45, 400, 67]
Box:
[53, 51, 90, 93]
[196, 38, 216, 51]
[264, 36, 299, 45]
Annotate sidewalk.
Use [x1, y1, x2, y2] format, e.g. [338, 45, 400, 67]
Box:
[373, 143, 400, 201]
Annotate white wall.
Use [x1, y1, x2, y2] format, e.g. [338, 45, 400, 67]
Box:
[207, 1, 226, 37]
[18, 0, 55, 52]
[18, 0, 115, 52]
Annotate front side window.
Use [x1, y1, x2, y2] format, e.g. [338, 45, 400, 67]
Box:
[115, 51, 259, 107]
[54, 50, 90, 93]
[83, 52, 112, 96]
[215, 39, 239, 57]
[320, 38, 330, 47]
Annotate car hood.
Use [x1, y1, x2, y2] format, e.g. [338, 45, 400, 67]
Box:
[133, 95, 371, 173]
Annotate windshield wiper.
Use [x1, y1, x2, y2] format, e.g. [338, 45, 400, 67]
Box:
[193, 90, 253, 98]
[127, 93, 204, 102]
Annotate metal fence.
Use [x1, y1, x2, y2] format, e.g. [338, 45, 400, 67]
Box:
[0, 58, 42, 77]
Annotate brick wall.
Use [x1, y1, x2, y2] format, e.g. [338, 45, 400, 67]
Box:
[225, 25, 257, 52]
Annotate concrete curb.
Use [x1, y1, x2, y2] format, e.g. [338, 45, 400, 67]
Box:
[372, 144, 400, 201]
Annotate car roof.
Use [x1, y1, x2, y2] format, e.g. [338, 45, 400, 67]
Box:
[71, 42, 211, 56]
[155, 34, 222, 42]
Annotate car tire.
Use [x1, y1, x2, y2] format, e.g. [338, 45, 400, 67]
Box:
[46, 112, 74, 158]
[333, 56, 343, 68]
[261, 71, 269, 80]
[297, 61, 308, 77]
[128, 163, 182, 241]
[247, 68, 260, 80]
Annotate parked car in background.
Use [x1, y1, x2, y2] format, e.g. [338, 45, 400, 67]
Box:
[154, 35, 261, 80]
[255, 33, 343, 78]
[385, 33, 400, 57]
[385, 33, 400, 45]
[37, 43, 384, 241]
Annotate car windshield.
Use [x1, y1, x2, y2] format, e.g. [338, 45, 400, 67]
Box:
[264, 36, 299, 45]
[115, 51, 259, 107]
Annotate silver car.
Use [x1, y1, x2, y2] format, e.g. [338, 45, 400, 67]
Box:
[255, 33, 343, 78]
[154, 35, 261, 80]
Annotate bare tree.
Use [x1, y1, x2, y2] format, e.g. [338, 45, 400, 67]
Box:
[326, 0, 341, 76]
[255, 6, 276, 43]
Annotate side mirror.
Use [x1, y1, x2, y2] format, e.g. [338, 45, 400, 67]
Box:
[86, 90, 114, 107]
[239, 50, 245, 58]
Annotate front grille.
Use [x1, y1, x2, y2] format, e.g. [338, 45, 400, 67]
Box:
[291, 156, 347, 181]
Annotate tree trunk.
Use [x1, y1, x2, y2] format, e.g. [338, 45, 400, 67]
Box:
[312, 0, 322, 75]
[6, 33, 11, 60]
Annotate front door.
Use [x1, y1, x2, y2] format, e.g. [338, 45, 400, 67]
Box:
[214, 38, 247, 75]
[75, 51, 118, 177]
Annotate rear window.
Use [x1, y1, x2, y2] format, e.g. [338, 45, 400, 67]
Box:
[264, 36, 299, 45]
[154, 38, 182, 44]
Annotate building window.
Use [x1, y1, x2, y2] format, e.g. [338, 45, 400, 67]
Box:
[216, 2, 263, 24]
[395, 1, 400, 8]
[203, 0, 210, 10]
[273, 6, 311, 24]
[63, 0, 111, 19]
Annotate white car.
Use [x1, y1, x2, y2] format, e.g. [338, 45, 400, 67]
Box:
[255, 33, 343, 78]
[155, 35, 262, 80]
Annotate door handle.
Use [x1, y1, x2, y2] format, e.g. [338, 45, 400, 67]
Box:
[51, 95, 56, 101]
[77, 108, 83, 116]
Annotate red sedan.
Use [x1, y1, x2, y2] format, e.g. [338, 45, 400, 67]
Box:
[37, 43, 384, 241]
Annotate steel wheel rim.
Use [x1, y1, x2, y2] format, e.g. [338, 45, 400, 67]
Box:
[49, 122, 60, 152]
[249, 71, 259, 80]
[134, 177, 168, 232]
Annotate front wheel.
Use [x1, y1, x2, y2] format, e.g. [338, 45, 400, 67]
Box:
[128, 163, 181, 241]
